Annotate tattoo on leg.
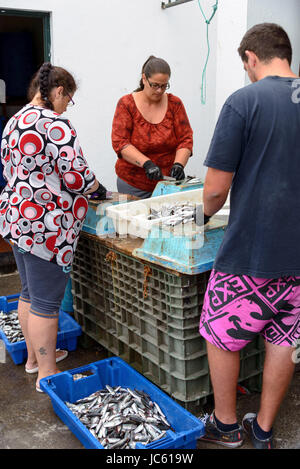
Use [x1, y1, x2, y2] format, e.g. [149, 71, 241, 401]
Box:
[39, 347, 47, 356]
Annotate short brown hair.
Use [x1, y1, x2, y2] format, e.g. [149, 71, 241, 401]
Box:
[238, 23, 292, 65]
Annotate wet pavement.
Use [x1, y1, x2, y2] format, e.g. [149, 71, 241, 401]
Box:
[0, 271, 299, 450]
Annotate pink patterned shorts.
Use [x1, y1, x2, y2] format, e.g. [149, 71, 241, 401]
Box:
[199, 270, 300, 351]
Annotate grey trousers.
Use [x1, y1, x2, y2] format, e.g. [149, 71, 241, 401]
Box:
[117, 177, 152, 199]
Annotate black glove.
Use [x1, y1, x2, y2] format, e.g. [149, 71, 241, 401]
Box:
[143, 160, 163, 181]
[170, 162, 185, 181]
[89, 182, 109, 200]
[193, 205, 211, 226]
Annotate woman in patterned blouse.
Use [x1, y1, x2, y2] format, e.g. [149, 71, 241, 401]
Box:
[0, 63, 104, 392]
[112, 56, 193, 199]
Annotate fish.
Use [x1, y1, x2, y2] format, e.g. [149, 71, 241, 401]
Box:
[186, 177, 202, 184]
[147, 202, 200, 227]
[65, 386, 172, 449]
[0, 310, 25, 343]
[0, 309, 61, 343]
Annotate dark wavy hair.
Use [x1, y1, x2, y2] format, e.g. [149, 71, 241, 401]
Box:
[28, 62, 77, 109]
[134, 55, 171, 92]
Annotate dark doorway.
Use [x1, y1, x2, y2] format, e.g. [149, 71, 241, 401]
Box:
[0, 9, 51, 119]
[0, 8, 51, 272]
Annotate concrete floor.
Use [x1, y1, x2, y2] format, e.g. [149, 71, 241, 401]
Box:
[0, 271, 299, 450]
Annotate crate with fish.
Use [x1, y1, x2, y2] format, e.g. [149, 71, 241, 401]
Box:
[105, 190, 195, 238]
[106, 188, 230, 275]
[39, 356, 205, 449]
[105, 188, 222, 239]
[0, 294, 82, 365]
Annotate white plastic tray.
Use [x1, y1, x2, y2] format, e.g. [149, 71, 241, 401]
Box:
[106, 189, 229, 239]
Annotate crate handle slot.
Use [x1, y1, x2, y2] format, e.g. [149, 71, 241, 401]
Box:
[71, 368, 96, 381]
[45, 379, 57, 391]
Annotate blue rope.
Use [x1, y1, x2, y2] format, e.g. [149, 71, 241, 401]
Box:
[197, 0, 219, 104]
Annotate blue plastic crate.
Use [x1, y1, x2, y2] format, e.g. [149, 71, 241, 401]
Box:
[40, 357, 205, 449]
[151, 179, 203, 197]
[0, 294, 82, 365]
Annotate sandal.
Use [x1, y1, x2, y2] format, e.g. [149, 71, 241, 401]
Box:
[25, 349, 68, 374]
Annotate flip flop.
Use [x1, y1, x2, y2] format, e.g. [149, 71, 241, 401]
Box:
[55, 348, 68, 364]
[36, 385, 44, 393]
[25, 349, 68, 374]
[25, 366, 39, 374]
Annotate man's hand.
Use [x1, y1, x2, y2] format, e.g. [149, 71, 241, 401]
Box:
[193, 205, 211, 226]
[204, 168, 233, 217]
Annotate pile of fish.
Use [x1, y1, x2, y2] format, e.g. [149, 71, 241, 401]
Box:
[65, 385, 172, 449]
[0, 310, 25, 343]
[148, 202, 196, 227]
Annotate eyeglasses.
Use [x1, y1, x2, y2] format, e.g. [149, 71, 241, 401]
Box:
[146, 77, 170, 91]
[66, 92, 75, 107]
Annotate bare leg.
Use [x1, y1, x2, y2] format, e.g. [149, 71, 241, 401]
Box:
[257, 341, 295, 432]
[17, 299, 37, 368]
[206, 340, 240, 424]
[27, 313, 60, 387]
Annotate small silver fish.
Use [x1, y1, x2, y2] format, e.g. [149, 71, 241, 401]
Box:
[65, 386, 171, 449]
[0, 310, 25, 343]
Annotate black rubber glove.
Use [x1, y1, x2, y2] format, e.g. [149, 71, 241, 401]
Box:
[143, 160, 163, 181]
[193, 205, 211, 226]
[89, 182, 109, 200]
[170, 162, 185, 181]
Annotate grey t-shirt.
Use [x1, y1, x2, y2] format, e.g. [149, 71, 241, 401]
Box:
[204, 76, 300, 278]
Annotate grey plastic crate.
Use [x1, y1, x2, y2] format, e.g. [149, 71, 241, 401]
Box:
[71, 233, 265, 413]
[141, 353, 211, 403]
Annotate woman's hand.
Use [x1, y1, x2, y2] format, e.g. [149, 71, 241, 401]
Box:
[143, 160, 163, 180]
[170, 148, 191, 181]
[170, 162, 185, 181]
[89, 182, 109, 200]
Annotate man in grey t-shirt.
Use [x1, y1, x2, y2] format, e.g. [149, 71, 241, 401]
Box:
[198, 23, 300, 449]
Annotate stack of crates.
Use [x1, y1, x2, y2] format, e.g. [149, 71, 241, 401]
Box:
[71, 232, 265, 414]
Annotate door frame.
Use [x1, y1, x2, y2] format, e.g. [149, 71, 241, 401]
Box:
[0, 8, 51, 62]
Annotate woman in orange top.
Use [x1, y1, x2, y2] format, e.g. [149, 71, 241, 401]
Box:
[112, 56, 193, 198]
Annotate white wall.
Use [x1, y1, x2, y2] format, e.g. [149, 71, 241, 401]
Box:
[1, 0, 300, 188]
[215, 0, 248, 117]
[248, 0, 300, 76]
[1, 0, 221, 186]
